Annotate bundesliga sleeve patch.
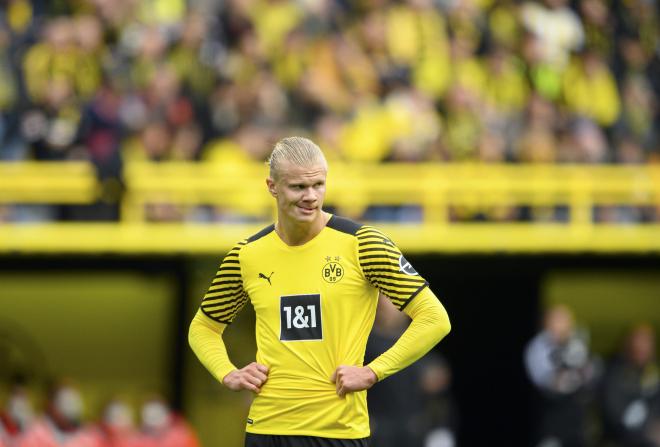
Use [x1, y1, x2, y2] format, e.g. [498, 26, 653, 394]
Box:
[279, 294, 323, 341]
[399, 255, 419, 276]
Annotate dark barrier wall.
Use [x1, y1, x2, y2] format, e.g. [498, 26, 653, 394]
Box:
[2, 255, 660, 447]
[413, 255, 541, 446]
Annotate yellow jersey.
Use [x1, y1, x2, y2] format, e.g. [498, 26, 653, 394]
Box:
[199, 215, 428, 438]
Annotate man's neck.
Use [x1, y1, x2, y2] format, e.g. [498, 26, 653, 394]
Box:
[276, 212, 330, 246]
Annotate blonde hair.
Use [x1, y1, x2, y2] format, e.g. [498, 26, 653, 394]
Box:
[268, 137, 327, 180]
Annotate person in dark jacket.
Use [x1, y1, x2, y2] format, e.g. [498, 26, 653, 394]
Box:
[599, 324, 660, 447]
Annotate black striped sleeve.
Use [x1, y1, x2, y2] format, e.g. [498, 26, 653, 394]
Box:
[356, 226, 428, 310]
[200, 240, 249, 324]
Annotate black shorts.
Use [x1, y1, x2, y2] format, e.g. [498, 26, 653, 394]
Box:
[245, 433, 370, 447]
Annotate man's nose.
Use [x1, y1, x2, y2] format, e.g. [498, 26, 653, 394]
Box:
[302, 187, 317, 201]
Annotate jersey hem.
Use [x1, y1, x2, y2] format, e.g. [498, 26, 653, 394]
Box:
[245, 427, 371, 439]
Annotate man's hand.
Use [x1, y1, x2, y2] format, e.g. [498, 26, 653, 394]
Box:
[330, 365, 378, 397]
[223, 362, 269, 393]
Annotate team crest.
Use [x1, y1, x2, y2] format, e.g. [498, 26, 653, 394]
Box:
[322, 257, 344, 283]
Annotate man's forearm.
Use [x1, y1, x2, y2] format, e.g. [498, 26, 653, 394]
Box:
[367, 287, 451, 381]
[188, 309, 237, 383]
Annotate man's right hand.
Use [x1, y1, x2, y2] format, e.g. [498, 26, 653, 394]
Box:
[222, 362, 269, 393]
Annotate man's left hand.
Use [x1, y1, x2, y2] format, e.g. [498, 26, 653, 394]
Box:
[330, 365, 378, 397]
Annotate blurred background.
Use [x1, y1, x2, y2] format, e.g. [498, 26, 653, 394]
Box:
[0, 0, 659, 446]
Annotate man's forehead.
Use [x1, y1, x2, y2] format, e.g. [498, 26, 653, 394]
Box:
[278, 162, 327, 181]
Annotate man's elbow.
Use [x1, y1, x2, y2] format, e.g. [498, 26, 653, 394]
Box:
[188, 314, 210, 354]
[433, 311, 451, 342]
[188, 319, 200, 353]
[441, 316, 451, 338]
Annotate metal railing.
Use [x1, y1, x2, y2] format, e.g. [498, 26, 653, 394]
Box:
[2, 161, 660, 253]
[0, 162, 98, 204]
[123, 162, 660, 226]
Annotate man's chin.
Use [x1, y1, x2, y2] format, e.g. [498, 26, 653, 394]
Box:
[292, 208, 319, 222]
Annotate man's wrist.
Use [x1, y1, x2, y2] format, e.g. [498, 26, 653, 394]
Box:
[221, 368, 238, 385]
[365, 366, 379, 385]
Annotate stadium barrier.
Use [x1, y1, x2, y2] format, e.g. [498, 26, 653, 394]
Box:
[0, 162, 98, 204]
[123, 162, 660, 225]
[1, 162, 660, 253]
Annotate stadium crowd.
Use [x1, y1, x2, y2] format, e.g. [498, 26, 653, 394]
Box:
[0, 0, 657, 222]
[0, 381, 200, 447]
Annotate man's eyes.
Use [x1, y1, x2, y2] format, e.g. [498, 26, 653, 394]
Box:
[290, 183, 324, 190]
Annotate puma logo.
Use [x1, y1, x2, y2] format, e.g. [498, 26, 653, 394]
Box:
[258, 272, 274, 285]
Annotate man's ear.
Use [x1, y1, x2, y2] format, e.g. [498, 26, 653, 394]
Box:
[266, 178, 277, 197]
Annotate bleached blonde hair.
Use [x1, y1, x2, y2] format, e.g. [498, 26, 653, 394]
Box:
[268, 136, 328, 180]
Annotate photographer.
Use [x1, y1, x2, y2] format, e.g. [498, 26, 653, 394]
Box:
[524, 305, 599, 447]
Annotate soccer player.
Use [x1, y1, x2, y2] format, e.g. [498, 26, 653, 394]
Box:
[189, 136, 451, 447]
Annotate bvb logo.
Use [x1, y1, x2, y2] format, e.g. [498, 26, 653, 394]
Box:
[322, 262, 344, 283]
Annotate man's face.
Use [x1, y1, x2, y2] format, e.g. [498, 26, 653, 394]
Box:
[628, 326, 655, 367]
[267, 160, 327, 225]
[545, 306, 574, 343]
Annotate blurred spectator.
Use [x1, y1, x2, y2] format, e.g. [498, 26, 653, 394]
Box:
[0, 25, 20, 161]
[19, 76, 82, 161]
[562, 48, 621, 128]
[1, 385, 203, 447]
[136, 0, 186, 29]
[442, 84, 482, 161]
[384, 86, 443, 162]
[516, 94, 559, 164]
[520, 29, 563, 102]
[338, 95, 394, 163]
[481, 45, 529, 127]
[448, 35, 485, 117]
[18, 381, 102, 447]
[563, 117, 610, 164]
[416, 356, 457, 447]
[520, 0, 585, 70]
[385, 0, 451, 100]
[91, 398, 141, 447]
[614, 36, 657, 153]
[578, 0, 614, 61]
[72, 15, 105, 101]
[524, 304, 599, 447]
[136, 396, 199, 447]
[0, 383, 35, 446]
[599, 324, 660, 447]
[613, 0, 659, 61]
[487, 0, 522, 50]
[22, 18, 78, 104]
